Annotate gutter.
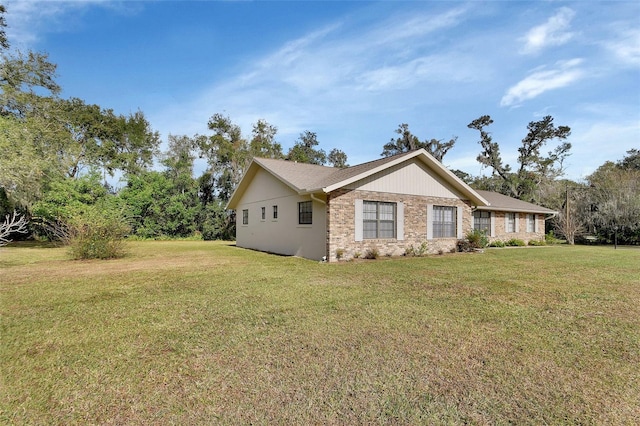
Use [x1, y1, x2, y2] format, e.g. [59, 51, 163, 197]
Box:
[310, 193, 326, 205]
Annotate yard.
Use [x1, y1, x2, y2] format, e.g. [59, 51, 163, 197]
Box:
[1, 241, 639, 424]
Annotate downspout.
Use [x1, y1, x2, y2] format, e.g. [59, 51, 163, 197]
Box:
[309, 193, 326, 205]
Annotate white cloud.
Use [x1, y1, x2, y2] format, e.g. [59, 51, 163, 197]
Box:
[3, 0, 139, 48]
[604, 27, 640, 67]
[500, 59, 585, 107]
[520, 7, 576, 55]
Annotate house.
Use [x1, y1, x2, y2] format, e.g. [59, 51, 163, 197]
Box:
[226, 149, 556, 261]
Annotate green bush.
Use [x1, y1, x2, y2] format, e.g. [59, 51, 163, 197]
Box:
[506, 238, 526, 247]
[457, 229, 489, 252]
[528, 239, 546, 246]
[404, 241, 428, 257]
[68, 207, 130, 260]
[545, 231, 559, 244]
[489, 240, 506, 248]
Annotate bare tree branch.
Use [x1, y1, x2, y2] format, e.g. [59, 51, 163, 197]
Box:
[0, 210, 29, 246]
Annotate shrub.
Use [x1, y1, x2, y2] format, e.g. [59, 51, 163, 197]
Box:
[404, 241, 428, 257]
[457, 229, 488, 252]
[364, 246, 379, 260]
[528, 239, 546, 246]
[489, 240, 506, 248]
[68, 207, 130, 260]
[335, 248, 344, 260]
[353, 252, 361, 259]
[506, 238, 526, 247]
[545, 231, 559, 244]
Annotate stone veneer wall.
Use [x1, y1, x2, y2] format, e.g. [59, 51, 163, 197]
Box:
[326, 188, 472, 262]
[490, 212, 546, 243]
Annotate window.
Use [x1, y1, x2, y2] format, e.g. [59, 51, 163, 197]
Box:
[527, 214, 536, 232]
[298, 201, 312, 224]
[474, 210, 491, 233]
[273, 205, 278, 219]
[363, 201, 396, 239]
[433, 206, 457, 238]
[261, 207, 266, 220]
[242, 209, 249, 225]
[506, 213, 516, 233]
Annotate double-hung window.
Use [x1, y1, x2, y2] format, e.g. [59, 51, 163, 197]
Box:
[273, 205, 278, 219]
[473, 210, 491, 233]
[261, 207, 266, 220]
[298, 201, 312, 225]
[506, 213, 516, 233]
[433, 206, 457, 238]
[242, 209, 249, 225]
[526, 214, 536, 232]
[363, 201, 396, 239]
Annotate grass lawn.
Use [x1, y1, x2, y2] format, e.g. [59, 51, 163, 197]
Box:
[1, 241, 639, 424]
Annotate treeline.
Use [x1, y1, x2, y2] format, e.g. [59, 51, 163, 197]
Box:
[1, 4, 638, 247]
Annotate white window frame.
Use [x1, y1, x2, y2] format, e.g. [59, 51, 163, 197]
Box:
[363, 201, 397, 239]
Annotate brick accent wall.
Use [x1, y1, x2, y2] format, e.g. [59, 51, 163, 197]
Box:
[326, 188, 472, 261]
[490, 212, 546, 244]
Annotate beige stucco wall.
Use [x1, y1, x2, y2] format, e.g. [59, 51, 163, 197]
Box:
[235, 168, 327, 260]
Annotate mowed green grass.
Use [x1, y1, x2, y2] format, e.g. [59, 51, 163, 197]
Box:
[1, 241, 639, 425]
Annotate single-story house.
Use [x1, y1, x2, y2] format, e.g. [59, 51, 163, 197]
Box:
[226, 149, 556, 261]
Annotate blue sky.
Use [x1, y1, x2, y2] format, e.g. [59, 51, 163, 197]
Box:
[4, 1, 639, 181]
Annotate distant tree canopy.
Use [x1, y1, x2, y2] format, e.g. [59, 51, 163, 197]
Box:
[467, 115, 571, 204]
[381, 123, 456, 162]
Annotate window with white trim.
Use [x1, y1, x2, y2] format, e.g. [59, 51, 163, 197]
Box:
[273, 205, 278, 219]
[363, 201, 396, 239]
[261, 207, 265, 220]
[242, 209, 249, 225]
[506, 212, 516, 233]
[527, 214, 536, 232]
[298, 201, 312, 225]
[433, 206, 457, 238]
[473, 210, 491, 233]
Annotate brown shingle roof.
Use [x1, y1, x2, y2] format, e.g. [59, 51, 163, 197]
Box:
[255, 151, 418, 191]
[475, 190, 556, 214]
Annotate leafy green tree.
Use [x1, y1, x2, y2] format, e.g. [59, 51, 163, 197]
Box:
[249, 119, 283, 159]
[196, 113, 250, 202]
[0, 5, 9, 51]
[467, 115, 571, 203]
[287, 130, 327, 165]
[587, 159, 640, 244]
[328, 148, 348, 168]
[381, 123, 456, 162]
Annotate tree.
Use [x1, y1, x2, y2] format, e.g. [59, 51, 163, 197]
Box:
[249, 119, 282, 159]
[196, 113, 250, 202]
[328, 148, 348, 168]
[287, 130, 327, 165]
[467, 115, 571, 203]
[0, 5, 9, 51]
[0, 210, 28, 246]
[381, 123, 456, 162]
[587, 161, 640, 245]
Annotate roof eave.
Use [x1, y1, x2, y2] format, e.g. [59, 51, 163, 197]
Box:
[475, 205, 558, 215]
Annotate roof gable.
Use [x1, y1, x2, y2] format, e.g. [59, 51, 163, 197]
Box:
[227, 149, 490, 209]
